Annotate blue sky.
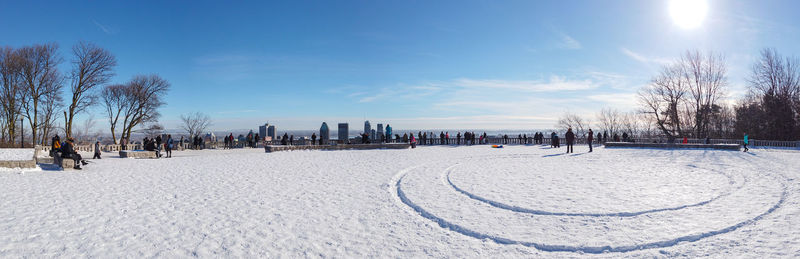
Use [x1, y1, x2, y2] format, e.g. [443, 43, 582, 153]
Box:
[2, 0, 799, 130]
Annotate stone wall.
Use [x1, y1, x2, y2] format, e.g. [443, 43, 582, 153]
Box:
[119, 150, 157, 158]
[265, 143, 411, 153]
[604, 142, 741, 150]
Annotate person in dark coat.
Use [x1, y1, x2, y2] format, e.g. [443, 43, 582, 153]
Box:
[51, 134, 61, 157]
[289, 135, 294, 145]
[93, 141, 101, 159]
[587, 129, 594, 152]
[622, 132, 629, 142]
[565, 128, 575, 153]
[596, 132, 602, 144]
[61, 138, 87, 169]
[311, 133, 317, 145]
[281, 133, 289, 145]
[155, 135, 163, 158]
[166, 135, 173, 158]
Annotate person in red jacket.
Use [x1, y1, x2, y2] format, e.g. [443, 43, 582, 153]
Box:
[682, 136, 688, 144]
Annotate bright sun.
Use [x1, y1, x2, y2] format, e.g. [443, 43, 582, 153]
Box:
[669, 0, 708, 29]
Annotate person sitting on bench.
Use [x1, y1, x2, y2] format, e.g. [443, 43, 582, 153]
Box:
[61, 138, 88, 170]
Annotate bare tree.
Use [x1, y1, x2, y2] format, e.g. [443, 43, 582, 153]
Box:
[142, 123, 164, 138]
[119, 74, 170, 141]
[17, 43, 63, 147]
[680, 50, 728, 137]
[619, 111, 641, 138]
[556, 112, 589, 137]
[0, 46, 24, 143]
[180, 112, 212, 139]
[639, 56, 689, 140]
[38, 80, 63, 145]
[595, 107, 622, 136]
[739, 48, 800, 140]
[72, 115, 100, 144]
[65, 41, 117, 138]
[100, 84, 129, 144]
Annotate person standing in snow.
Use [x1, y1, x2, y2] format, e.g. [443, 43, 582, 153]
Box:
[743, 133, 749, 152]
[155, 135, 163, 158]
[93, 141, 101, 159]
[565, 128, 575, 153]
[410, 133, 416, 148]
[166, 135, 173, 158]
[281, 133, 289, 145]
[311, 133, 317, 145]
[290, 135, 294, 145]
[587, 129, 594, 152]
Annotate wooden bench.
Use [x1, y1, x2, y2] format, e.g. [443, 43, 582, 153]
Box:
[119, 150, 157, 159]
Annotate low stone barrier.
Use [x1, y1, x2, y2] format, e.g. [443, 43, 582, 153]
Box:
[119, 150, 157, 158]
[604, 142, 741, 150]
[0, 148, 36, 169]
[265, 143, 411, 153]
[0, 160, 36, 169]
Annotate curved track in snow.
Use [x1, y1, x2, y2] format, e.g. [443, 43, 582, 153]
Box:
[391, 153, 788, 254]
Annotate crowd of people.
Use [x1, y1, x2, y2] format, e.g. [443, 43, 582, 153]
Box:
[45, 127, 753, 171]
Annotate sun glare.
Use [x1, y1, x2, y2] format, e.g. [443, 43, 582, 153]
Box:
[669, 0, 708, 29]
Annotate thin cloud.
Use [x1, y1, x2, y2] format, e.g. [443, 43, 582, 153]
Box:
[620, 48, 671, 65]
[454, 77, 597, 92]
[92, 20, 117, 35]
[557, 32, 582, 49]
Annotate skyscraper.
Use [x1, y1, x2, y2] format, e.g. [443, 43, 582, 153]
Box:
[377, 123, 384, 139]
[259, 123, 269, 139]
[320, 122, 329, 143]
[338, 123, 349, 144]
[364, 120, 371, 135]
[267, 125, 276, 140]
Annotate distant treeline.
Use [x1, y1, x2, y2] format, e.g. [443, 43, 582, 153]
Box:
[556, 49, 800, 141]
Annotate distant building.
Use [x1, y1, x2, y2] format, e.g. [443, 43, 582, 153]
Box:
[376, 123, 384, 138]
[320, 122, 329, 142]
[267, 125, 276, 140]
[364, 120, 371, 135]
[338, 123, 349, 143]
[258, 123, 269, 140]
[371, 129, 376, 141]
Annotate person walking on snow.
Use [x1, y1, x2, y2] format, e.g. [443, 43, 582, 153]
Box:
[93, 141, 101, 159]
[743, 133, 749, 152]
[565, 128, 575, 153]
[587, 129, 594, 152]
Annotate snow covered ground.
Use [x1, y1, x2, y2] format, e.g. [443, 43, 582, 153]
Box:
[0, 148, 34, 161]
[0, 145, 798, 257]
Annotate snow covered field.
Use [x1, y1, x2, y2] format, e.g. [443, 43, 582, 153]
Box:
[0, 148, 34, 161]
[0, 145, 798, 257]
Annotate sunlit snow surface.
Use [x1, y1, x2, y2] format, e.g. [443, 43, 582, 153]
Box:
[1, 146, 798, 257]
